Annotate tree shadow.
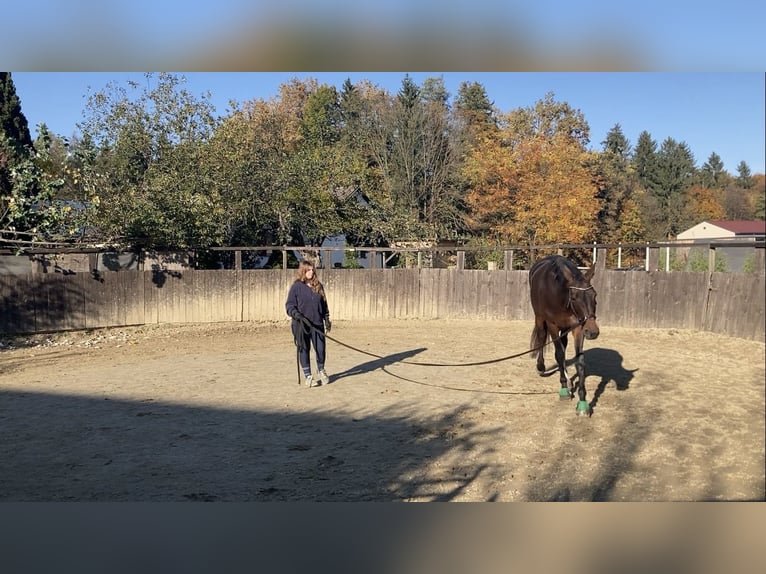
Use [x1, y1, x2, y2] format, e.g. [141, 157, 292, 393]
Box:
[329, 348, 427, 384]
[0, 273, 92, 339]
[0, 390, 503, 502]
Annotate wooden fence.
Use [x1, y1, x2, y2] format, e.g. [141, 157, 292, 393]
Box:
[1, 268, 763, 342]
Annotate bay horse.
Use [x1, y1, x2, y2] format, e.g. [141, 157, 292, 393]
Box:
[529, 255, 599, 415]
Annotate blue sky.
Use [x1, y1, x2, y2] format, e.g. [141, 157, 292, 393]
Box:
[11, 72, 765, 175]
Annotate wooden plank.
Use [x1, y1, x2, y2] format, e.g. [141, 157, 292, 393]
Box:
[0, 274, 37, 334]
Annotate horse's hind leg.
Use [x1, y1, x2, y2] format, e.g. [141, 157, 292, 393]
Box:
[532, 317, 547, 375]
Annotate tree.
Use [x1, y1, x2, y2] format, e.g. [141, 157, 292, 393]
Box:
[1, 73, 68, 243]
[454, 81, 496, 133]
[0, 72, 33, 155]
[421, 76, 449, 107]
[699, 152, 728, 189]
[359, 75, 464, 242]
[632, 130, 658, 191]
[592, 124, 634, 242]
[653, 138, 697, 237]
[601, 123, 631, 161]
[504, 91, 590, 148]
[465, 93, 599, 245]
[736, 161, 753, 189]
[684, 184, 725, 222]
[77, 72, 223, 249]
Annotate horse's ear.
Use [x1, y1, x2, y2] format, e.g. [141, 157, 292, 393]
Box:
[584, 261, 595, 282]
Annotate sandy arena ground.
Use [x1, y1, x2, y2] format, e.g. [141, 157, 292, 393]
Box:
[1, 319, 763, 501]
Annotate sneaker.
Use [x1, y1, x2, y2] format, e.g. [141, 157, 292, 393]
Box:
[318, 369, 330, 386]
[304, 375, 314, 388]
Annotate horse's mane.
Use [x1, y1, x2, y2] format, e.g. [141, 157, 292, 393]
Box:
[548, 256, 583, 288]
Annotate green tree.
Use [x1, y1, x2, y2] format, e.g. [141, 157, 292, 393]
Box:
[653, 138, 697, 236]
[1, 73, 68, 243]
[0, 72, 33, 155]
[592, 124, 636, 243]
[360, 75, 464, 242]
[736, 161, 753, 189]
[77, 72, 223, 249]
[632, 130, 658, 191]
[699, 152, 728, 189]
[454, 81, 497, 134]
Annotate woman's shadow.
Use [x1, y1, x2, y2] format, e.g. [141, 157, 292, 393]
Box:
[575, 348, 638, 411]
[328, 348, 427, 384]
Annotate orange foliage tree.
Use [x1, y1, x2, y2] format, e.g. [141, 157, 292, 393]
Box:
[683, 184, 725, 223]
[464, 132, 601, 245]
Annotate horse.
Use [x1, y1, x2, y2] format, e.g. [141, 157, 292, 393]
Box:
[528, 255, 600, 416]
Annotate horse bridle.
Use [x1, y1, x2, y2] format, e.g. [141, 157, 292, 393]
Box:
[568, 285, 597, 325]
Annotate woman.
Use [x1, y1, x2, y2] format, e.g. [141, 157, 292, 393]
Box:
[285, 260, 332, 387]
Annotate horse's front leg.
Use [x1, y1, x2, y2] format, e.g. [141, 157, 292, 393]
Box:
[552, 329, 569, 400]
[572, 329, 591, 416]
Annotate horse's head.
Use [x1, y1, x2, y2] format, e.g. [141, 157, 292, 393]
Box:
[569, 264, 599, 340]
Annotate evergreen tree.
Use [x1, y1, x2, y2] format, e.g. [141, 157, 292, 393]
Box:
[601, 123, 631, 161]
[633, 130, 658, 191]
[593, 124, 634, 242]
[0, 72, 33, 157]
[397, 74, 420, 109]
[736, 160, 753, 189]
[699, 152, 726, 188]
[454, 80, 497, 140]
[654, 138, 696, 236]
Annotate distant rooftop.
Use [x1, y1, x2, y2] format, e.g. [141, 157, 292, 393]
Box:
[707, 220, 766, 235]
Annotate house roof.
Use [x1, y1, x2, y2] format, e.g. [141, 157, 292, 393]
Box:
[707, 220, 766, 235]
[331, 185, 363, 202]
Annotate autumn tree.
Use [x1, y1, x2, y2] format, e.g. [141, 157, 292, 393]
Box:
[465, 94, 600, 246]
[684, 184, 725, 222]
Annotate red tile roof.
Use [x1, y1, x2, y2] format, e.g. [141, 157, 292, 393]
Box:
[708, 220, 766, 235]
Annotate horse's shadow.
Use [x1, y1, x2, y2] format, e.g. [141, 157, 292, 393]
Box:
[329, 348, 427, 384]
[578, 347, 637, 410]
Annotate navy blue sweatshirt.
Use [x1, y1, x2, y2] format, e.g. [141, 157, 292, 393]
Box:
[285, 281, 329, 326]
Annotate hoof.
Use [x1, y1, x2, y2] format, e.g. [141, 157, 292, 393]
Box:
[575, 401, 591, 416]
[558, 388, 570, 400]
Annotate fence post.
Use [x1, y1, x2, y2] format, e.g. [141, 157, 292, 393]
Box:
[647, 245, 660, 271]
[504, 249, 514, 271]
[596, 248, 607, 270]
[282, 248, 288, 270]
[755, 247, 765, 274]
[457, 250, 465, 270]
[708, 246, 716, 272]
[234, 250, 242, 270]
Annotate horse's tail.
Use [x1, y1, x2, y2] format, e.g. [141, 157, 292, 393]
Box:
[529, 320, 549, 358]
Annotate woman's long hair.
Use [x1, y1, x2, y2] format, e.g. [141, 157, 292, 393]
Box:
[295, 260, 326, 297]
